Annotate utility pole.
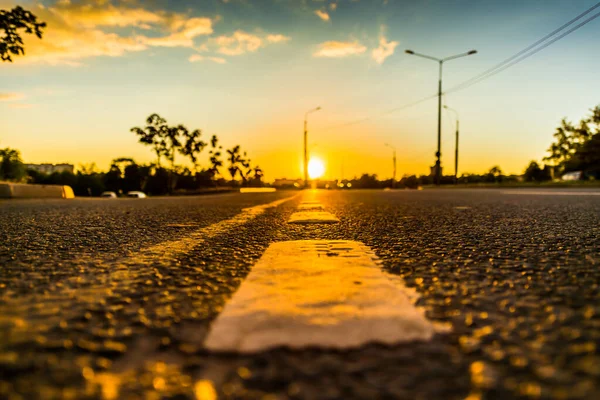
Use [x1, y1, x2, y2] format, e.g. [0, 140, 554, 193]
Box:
[455, 118, 459, 184]
[444, 105, 460, 184]
[405, 49, 477, 185]
[385, 143, 396, 188]
[303, 107, 321, 188]
[436, 60, 442, 186]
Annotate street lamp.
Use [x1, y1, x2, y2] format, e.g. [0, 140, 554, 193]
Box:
[405, 49, 477, 185]
[384, 143, 397, 188]
[304, 106, 321, 188]
[444, 105, 460, 184]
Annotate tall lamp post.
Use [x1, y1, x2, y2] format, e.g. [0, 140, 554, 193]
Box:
[384, 143, 397, 188]
[444, 105, 460, 184]
[405, 49, 477, 185]
[304, 106, 321, 188]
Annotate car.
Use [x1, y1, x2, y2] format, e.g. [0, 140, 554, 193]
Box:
[126, 191, 147, 198]
[100, 191, 117, 198]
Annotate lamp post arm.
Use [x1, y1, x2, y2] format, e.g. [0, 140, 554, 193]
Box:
[406, 51, 441, 62]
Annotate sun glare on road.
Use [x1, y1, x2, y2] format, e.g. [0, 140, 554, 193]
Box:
[308, 157, 325, 179]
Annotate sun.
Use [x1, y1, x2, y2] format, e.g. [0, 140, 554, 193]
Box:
[308, 157, 326, 180]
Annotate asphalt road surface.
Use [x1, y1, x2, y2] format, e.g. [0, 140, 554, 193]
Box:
[2, 189, 600, 399]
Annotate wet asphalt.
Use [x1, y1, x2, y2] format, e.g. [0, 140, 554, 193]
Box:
[1, 189, 600, 399]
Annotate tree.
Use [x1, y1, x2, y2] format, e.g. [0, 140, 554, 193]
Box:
[0, 6, 46, 62]
[485, 166, 504, 183]
[238, 154, 252, 183]
[523, 161, 551, 182]
[564, 133, 600, 177]
[163, 124, 184, 169]
[131, 114, 169, 167]
[226, 145, 243, 181]
[74, 165, 105, 196]
[208, 135, 223, 176]
[0, 148, 27, 181]
[179, 128, 207, 172]
[544, 106, 600, 172]
[355, 174, 379, 188]
[225, 145, 253, 183]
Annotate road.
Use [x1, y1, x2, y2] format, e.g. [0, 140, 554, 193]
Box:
[1, 189, 600, 399]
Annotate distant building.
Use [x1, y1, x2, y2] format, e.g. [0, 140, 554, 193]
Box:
[25, 163, 75, 175]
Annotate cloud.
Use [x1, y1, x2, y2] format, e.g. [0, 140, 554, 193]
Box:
[9, 1, 214, 66]
[4, 1, 288, 66]
[315, 9, 330, 21]
[208, 56, 227, 64]
[189, 54, 227, 64]
[0, 93, 25, 102]
[214, 31, 263, 55]
[9, 103, 35, 109]
[313, 41, 367, 58]
[49, 1, 165, 29]
[212, 31, 290, 56]
[266, 34, 291, 44]
[372, 35, 399, 64]
[143, 17, 213, 48]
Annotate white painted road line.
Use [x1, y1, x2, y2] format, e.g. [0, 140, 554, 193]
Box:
[204, 240, 437, 353]
[297, 203, 325, 210]
[288, 211, 339, 224]
[502, 190, 600, 196]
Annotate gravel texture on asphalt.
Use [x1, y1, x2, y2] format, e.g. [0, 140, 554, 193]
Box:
[1, 189, 600, 399]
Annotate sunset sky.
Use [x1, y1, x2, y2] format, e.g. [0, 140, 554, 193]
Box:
[1, 0, 599, 180]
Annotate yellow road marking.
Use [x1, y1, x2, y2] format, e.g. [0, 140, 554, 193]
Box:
[204, 240, 437, 353]
[288, 211, 339, 224]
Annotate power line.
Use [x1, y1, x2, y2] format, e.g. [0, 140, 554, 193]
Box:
[446, 2, 600, 94]
[315, 2, 600, 133]
[319, 93, 437, 132]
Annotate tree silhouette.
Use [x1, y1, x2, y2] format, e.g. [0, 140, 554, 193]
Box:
[226, 145, 253, 183]
[226, 145, 242, 181]
[163, 124, 184, 169]
[131, 114, 169, 167]
[544, 106, 599, 171]
[208, 135, 223, 176]
[0, 148, 26, 181]
[238, 153, 252, 183]
[179, 127, 206, 172]
[523, 161, 551, 182]
[1, 6, 46, 62]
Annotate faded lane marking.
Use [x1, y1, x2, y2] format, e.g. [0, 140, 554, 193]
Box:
[297, 202, 324, 210]
[204, 240, 437, 353]
[288, 211, 339, 223]
[502, 190, 600, 196]
[139, 195, 298, 261]
[0, 194, 300, 344]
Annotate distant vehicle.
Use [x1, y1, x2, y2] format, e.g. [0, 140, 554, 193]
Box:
[101, 191, 117, 198]
[127, 191, 147, 198]
[562, 171, 583, 181]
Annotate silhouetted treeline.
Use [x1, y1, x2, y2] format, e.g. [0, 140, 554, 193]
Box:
[332, 167, 523, 189]
[543, 104, 600, 179]
[25, 159, 264, 197]
[129, 113, 263, 194]
[0, 148, 27, 182]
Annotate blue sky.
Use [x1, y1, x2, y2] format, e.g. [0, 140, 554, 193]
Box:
[1, 0, 599, 180]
